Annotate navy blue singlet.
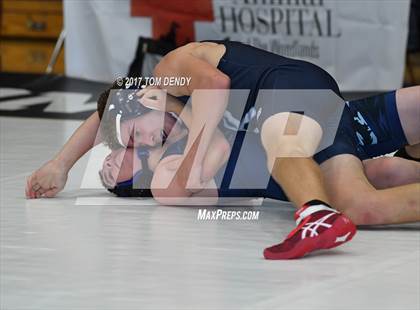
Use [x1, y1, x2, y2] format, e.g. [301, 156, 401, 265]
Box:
[175, 40, 342, 200]
[173, 40, 408, 201]
[113, 40, 408, 202]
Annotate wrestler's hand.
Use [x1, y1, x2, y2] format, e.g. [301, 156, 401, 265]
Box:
[137, 86, 167, 111]
[25, 159, 68, 199]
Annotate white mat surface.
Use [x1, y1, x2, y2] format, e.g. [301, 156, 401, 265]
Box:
[1, 117, 419, 310]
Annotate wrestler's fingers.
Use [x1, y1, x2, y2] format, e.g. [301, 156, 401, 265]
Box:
[136, 87, 148, 97]
[28, 174, 37, 190]
[139, 97, 161, 110]
[27, 175, 37, 199]
[42, 188, 58, 198]
[32, 183, 41, 192]
[34, 190, 42, 199]
[35, 187, 48, 198]
[136, 85, 155, 97]
[32, 185, 44, 199]
[25, 177, 31, 198]
[26, 174, 33, 190]
[143, 88, 165, 101]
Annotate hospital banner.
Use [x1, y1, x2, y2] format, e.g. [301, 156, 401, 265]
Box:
[64, 0, 410, 91]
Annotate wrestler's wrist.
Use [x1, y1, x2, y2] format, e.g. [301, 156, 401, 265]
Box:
[52, 155, 72, 172]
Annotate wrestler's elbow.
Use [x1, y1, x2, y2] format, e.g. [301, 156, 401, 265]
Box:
[150, 166, 191, 205]
[152, 187, 190, 205]
[212, 73, 230, 89]
[153, 60, 165, 80]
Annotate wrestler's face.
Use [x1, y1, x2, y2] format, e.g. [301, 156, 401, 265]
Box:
[100, 148, 127, 188]
[100, 147, 143, 187]
[120, 111, 185, 148]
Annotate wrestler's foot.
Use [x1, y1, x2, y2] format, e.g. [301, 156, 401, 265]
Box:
[263, 200, 356, 260]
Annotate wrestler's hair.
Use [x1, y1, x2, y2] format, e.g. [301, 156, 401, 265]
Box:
[96, 81, 124, 150]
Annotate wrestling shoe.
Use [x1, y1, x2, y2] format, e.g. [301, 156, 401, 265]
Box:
[263, 200, 356, 260]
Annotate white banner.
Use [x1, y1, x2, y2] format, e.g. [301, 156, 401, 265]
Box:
[64, 0, 151, 82]
[64, 0, 410, 91]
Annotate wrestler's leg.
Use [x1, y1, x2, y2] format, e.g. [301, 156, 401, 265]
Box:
[396, 143, 420, 161]
[394, 86, 420, 161]
[405, 144, 420, 158]
[321, 154, 420, 225]
[261, 113, 356, 259]
[396, 86, 420, 146]
[363, 156, 420, 189]
[260, 112, 329, 206]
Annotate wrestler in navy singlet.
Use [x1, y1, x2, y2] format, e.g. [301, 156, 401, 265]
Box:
[174, 40, 408, 200]
[113, 40, 408, 201]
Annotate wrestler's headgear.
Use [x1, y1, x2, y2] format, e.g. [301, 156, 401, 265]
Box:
[104, 83, 184, 148]
[105, 85, 150, 148]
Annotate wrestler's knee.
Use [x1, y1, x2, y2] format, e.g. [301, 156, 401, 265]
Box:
[364, 157, 400, 187]
[260, 112, 323, 164]
[365, 157, 419, 188]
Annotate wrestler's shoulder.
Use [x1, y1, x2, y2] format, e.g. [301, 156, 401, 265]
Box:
[167, 42, 224, 61]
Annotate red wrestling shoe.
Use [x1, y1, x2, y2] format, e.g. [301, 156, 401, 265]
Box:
[263, 200, 356, 260]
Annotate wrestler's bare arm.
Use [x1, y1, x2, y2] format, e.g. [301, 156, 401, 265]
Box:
[155, 47, 230, 171]
[26, 111, 101, 198]
[165, 94, 231, 181]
